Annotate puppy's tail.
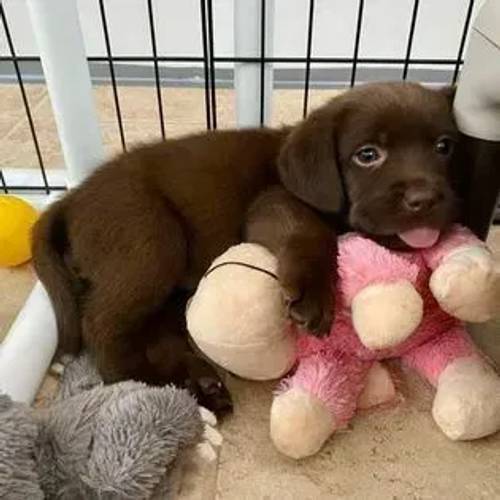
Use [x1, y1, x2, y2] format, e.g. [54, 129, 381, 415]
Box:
[31, 199, 82, 355]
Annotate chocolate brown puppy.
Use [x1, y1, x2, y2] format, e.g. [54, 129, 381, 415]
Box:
[32, 82, 459, 413]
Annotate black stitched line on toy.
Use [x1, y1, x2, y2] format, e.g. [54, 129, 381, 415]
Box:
[203, 261, 279, 280]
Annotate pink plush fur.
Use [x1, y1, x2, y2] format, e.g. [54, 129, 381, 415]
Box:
[279, 225, 482, 428]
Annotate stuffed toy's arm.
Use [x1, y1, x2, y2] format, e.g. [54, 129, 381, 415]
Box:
[423, 225, 500, 322]
[421, 224, 487, 270]
[338, 234, 423, 349]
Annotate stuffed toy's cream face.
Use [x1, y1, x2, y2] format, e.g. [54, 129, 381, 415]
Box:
[186, 243, 296, 381]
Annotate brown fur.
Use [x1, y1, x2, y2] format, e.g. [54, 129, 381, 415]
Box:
[32, 82, 459, 413]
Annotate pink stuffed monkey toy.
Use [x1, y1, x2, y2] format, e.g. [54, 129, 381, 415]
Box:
[271, 224, 500, 459]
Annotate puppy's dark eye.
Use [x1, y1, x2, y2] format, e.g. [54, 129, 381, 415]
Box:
[434, 137, 454, 156]
[352, 145, 386, 168]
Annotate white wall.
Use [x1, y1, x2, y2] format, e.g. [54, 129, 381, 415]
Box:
[0, 0, 484, 68]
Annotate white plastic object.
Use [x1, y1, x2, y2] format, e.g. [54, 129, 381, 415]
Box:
[0, 282, 57, 403]
[234, 0, 274, 127]
[26, 0, 104, 186]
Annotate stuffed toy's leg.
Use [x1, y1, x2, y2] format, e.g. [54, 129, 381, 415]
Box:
[270, 350, 372, 459]
[402, 326, 500, 440]
[357, 361, 397, 410]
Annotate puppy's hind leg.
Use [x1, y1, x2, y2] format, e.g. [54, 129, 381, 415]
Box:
[81, 207, 187, 384]
[145, 292, 234, 418]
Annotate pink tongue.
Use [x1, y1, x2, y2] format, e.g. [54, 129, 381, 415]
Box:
[398, 227, 440, 248]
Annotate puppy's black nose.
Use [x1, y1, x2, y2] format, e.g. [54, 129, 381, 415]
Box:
[403, 187, 437, 212]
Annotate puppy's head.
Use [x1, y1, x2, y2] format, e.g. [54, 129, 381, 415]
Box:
[279, 82, 459, 248]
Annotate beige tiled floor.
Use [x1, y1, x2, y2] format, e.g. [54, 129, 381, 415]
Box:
[0, 264, 36, 340]
[1, 84, 500, 499]
[0, 83, 333, 170]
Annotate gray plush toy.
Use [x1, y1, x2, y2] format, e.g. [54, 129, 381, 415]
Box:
[0, 355, 211, 499]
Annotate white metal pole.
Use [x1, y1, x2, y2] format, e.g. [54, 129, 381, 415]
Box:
[26, 0, 104, 187]
[0, 283, 57, 403]
[234, 0, 274, 127]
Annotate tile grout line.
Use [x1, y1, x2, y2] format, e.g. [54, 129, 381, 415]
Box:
[1, 88, 51, 143]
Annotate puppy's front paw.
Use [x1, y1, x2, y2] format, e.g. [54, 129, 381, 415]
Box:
[184, 354, 234, 418]
[430, 246, 500, 323]
[279, 266, 333, 336]
[285, 284, 333, 336]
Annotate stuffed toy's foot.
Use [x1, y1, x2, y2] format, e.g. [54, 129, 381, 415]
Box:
[430, 246, 500, 322]
[432, 357, 500, 440]
[270, 388, 334, 459]
[352, 280, 423, 349]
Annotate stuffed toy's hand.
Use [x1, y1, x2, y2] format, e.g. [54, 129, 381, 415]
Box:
[430, 245, 500, 323]
[351, 280, 424, 350]
[337, 233, 422, 350]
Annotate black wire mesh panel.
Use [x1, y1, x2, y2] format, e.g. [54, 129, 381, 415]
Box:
[0, 2, 50, 194]
[259, 0, 266, 126]
[0, 0, 481, 198]
[453, 0, 475, 84]
[98, 0, 126, 151]
[0, 169, 8, 194]
[402, 0, 420, 81]
[199, 0, 213, 129]
[147, 0, 166, 139]
[302, 0, 315, 118]
[350, 0, 365, 88]
[206, 0, 217, 129]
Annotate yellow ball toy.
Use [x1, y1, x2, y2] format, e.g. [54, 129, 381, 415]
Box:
[0, 195, 38, 267]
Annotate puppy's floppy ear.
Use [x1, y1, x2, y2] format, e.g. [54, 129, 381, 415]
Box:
[278, 104, 345, 213]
